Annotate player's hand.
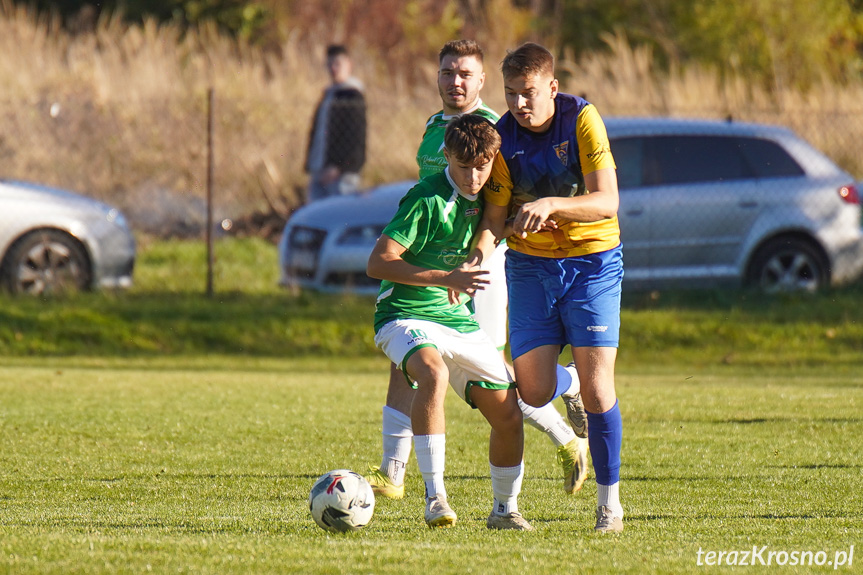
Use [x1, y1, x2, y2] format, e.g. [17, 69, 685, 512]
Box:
[447, 288, 462, 305]
[446, 264, 489, 301]
[513, 198, 556, 238]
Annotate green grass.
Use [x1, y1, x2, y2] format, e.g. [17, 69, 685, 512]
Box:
[0, 360, 860, 574]
[1, 237, 862, 370]
[0, 237, 862, 573]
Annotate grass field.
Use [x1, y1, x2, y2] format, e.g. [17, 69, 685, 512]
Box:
[1, 238, 862, 573]
[1, 358, 861, 574]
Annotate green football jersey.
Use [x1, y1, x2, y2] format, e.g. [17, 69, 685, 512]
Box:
[415, 102, 499, 180]
[374, 171, 485, 334]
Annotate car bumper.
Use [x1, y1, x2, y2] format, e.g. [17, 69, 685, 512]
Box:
[830, 236, 863, 285]
[85, 223, 136, 290]
[279, 224, 379, 295]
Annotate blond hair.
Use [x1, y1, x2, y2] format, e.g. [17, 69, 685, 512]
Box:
[501, 42, 554, 80]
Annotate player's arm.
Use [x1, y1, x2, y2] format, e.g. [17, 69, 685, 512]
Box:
[513, 168, 618, 237]
[467, 203, 507, 269]
[466, 152, 512, 268]
[367, 234, 489, 296]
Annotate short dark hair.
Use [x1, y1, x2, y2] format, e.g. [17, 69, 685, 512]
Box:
[501, 42, 554, 80]
[444, 114, 501, 165]
[326, 44, 349, 59]
[439, 39, 484, 64]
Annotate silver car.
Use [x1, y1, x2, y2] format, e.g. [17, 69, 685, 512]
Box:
[279, 118, 863, 294]
[279, 181, 410, 294]
[0, 180, 135, 294]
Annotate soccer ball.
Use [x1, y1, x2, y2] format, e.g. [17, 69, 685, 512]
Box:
[308, 469, 375, 533]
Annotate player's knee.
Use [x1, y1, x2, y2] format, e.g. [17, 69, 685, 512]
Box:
[518, 388, 553, 408]
[499, 407, 524, 434]
[411, 361, 449, 390]
[487, 399, 523, 434]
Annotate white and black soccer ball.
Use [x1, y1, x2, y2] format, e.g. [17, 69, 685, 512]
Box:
[309, 469, 375, 533]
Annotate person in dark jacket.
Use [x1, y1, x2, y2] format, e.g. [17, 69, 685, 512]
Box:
[305, 45, 367, 203]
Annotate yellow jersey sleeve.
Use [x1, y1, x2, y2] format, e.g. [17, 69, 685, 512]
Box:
[483, 151, 512, 207]
[577, 104, 616, 174]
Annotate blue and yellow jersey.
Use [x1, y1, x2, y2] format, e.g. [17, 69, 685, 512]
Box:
[484, 93, 620, 258]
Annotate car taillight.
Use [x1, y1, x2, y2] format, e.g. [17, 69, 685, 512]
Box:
[839, 184, 860, 204]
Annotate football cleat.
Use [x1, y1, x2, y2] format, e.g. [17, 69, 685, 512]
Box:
[562, 390, 588, 439]
[365, 466, 405, 500]
[557, 437, 589, 494]
[594, 505, 624, 534]
[425, 495, 457, 528]
[486, 511, 535, 531]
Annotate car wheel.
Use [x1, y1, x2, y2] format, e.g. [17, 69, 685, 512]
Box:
[745, 237, 829, 294]
[1, 230, 91, 295]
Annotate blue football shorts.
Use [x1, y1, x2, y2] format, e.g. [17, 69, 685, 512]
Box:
[506, 245, 623, 360]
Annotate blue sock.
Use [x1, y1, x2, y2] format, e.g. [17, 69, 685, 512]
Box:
[586, 400, 622, 485]
[551, 363, 577, 401]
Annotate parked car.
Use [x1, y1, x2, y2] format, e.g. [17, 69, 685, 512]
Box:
[279, 118, 863, 294]
[279, 181, 409, 294]
[0, 180, 135, 295]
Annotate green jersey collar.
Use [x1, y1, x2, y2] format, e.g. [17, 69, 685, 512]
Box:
[441, 99, 486, 121]
[445, 166, 480, 202]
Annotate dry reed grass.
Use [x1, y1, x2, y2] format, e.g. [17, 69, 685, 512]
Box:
[1, 3, 862, 235]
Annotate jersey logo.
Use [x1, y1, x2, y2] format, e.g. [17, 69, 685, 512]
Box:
[441, 249, 466, 266]
[586, 144, 611, 161]
[553, 141, 570, 166]
[464, 207, 479, 217]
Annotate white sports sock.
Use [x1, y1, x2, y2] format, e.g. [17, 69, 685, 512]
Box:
[490, 462, 524, 516]
[556, 363, 581, 397]
[597, 482, 624, 519]
[381, 406, 412, 484]
[519, 399, 576, 447]
[414, 434, 446, 500]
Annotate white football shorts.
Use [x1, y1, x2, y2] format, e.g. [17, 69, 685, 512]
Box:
[473, 242, 508, 350]
[374, 318, 514, 407]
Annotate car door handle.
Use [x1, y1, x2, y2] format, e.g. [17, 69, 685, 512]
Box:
[738, 201, 758, 208]
[625, 208, 644, 216]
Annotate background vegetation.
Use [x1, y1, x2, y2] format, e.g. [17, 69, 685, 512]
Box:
[1, 238, 861, 373]
[3, 0, 863, 236]
[16, 0, 863, 88]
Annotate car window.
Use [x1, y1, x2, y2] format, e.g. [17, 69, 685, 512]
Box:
[735, 137, 805, 178]
[610, 137, 643, 189]
[648, 135, 754, 185]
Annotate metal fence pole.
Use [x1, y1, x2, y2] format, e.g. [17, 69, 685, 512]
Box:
[206, 87, 215, 298]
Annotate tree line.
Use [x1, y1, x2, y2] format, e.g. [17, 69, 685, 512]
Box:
[13, 0, 863, 89]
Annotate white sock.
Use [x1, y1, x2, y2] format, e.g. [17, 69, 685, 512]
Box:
[414, 434, 446, 500]
[381, 406, 412, 484]
[556, 363, 581, 397]
[490, 462, 523, 516]
[597, 482, 623, 518]
[519, 399, 576, 447]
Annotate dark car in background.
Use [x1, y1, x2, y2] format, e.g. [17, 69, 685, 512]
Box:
[279, 118, 863, 294]
[0, 180, 135, 295]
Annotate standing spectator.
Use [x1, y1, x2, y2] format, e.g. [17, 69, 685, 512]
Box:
[304, 45, 367, 203]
